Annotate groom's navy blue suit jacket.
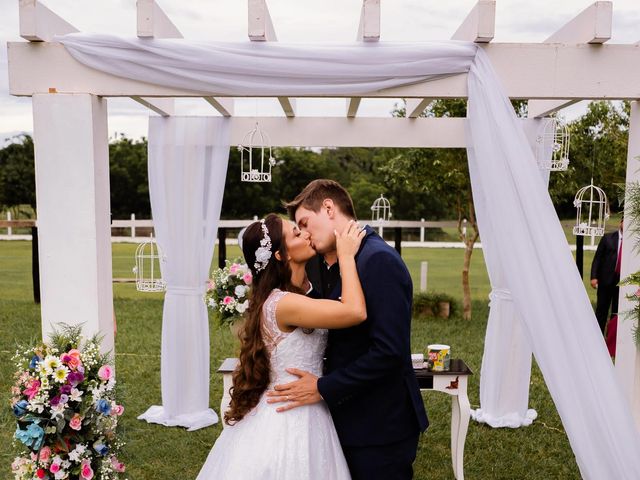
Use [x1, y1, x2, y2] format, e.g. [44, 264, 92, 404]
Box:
[313, 226, 428, 447]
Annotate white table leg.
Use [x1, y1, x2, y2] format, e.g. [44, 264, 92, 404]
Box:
[452, 377, 471, 480]
[220, 372, 233, 429]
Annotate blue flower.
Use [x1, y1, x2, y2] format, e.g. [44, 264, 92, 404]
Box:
[96, 399, 111, 415]
[93, 439, 109, 456]
[12, 400, 29, 417]
[29, 355, 40, 369]
[14, 420, 45, 450]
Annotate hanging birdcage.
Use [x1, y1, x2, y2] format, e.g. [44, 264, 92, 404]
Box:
[535, 117, 570, 171]
[573, 180, 609, 237]
[371, 194, 392, 222]
[134, 234, 166, 292]
[238, 122, 276, 182]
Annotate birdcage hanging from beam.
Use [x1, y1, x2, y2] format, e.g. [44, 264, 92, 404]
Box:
[536, 117, 570, 171]
[238, 122, 276, 182]
[134, 234, 166, 292]
[573, 180, 609, 237]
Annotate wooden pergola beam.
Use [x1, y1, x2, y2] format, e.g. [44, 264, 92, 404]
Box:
[451, 0, 495, 43]
[406, 98, 435, 119]
[19, 0, 78, 42]
[10, 42, 640, 100]
[529, 2, 612, 118]
[357, 0, 380, 43]
[203, 97, 234, 117]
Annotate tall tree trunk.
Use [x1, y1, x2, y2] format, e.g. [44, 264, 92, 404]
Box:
[458, 196, 479, 320]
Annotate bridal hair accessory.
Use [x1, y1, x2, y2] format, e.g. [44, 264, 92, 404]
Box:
[254, 219, 273, 273]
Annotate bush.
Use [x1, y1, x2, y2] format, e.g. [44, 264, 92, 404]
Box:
[413, 292, 458, 318]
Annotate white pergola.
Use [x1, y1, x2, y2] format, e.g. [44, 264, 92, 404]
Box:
[8, 0, 640, 429]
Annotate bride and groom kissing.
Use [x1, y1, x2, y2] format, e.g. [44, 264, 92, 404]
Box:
[197, 179, 428, 479]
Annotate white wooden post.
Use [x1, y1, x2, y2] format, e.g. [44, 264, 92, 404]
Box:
[130, 213, 136, 238]
[32, 93, 114, 354]
[420, 218, 425, 243]
[7, 211, 12, 236]
[616, 100, 640, 429]
[420, 261, 428, 292]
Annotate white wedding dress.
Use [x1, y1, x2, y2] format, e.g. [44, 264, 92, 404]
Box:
[196, 289, 351, 480]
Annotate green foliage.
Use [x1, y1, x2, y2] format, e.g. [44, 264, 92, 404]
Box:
[0, 134, 35, 215]
[109, 136, 150, 218]
[413, 291, 459, 318]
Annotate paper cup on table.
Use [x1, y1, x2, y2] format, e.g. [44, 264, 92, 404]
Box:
[411, 353, 425, 369]
[427, 344, 450, 371]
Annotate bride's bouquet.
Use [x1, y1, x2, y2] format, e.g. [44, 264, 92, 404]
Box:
[10, 324, 126, 480]
[206, 258, 252, 326]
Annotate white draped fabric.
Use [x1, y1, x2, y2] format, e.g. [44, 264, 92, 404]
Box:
[58, 33, 640, 478]
[137, 116, 230, 430]
[471, 121, 549, 428]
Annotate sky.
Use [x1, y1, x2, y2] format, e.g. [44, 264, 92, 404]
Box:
[0, 0, 638, 142]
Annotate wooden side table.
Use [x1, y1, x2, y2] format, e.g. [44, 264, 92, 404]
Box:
[415, 358, 473, 480]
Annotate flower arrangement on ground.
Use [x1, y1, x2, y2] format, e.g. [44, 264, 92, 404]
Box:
[10, 324, 126, 480]
[205, 258, 252, 326]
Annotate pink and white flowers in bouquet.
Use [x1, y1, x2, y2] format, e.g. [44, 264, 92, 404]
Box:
[205, 258, 252, 326]
[10, 324, 126, 480]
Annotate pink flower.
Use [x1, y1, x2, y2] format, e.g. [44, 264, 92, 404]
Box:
[110, 456, 126, 473]
[80, 460, 94, 479]
[23, 378, 41, 400]
[39, 446, 51, 463]
[243, 272, 253, 285]
[635, 288, 640, 298]
[69, 414, 83, 431]
[98, 365, 113, 381]
[62, 349, 82, 370]
[207, 280, 215, 291]
[223, 296, 234, 305]
[50, 462, 60, 474]
[111, 404, 125, 416]
[36, 468, 46, 479]
[229, 263, 240, 274]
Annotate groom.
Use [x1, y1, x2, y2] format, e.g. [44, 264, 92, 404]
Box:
[267, 179, 428, 479]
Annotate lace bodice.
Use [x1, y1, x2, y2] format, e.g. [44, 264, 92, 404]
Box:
[261, 289, 328, 386]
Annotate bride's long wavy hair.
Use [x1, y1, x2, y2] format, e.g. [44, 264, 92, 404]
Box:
[224, 214, 303, 425]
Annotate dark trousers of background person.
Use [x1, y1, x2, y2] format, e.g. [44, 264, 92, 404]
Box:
[595, 284, 619, 335]
[342, 433, 419, 480]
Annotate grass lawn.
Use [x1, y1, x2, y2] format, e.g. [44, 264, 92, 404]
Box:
[1, 240, 594, 479]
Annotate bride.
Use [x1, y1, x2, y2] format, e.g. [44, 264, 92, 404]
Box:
[196, 213, 366, 480]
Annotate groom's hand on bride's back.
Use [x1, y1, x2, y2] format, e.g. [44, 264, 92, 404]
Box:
[266, 368, 322, 412]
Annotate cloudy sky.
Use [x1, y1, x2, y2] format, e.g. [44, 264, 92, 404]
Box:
[1, 0, 638, 141]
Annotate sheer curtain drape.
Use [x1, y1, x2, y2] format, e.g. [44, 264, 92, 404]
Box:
[138, 116, 230, 430]
[59, 33, 640, 478]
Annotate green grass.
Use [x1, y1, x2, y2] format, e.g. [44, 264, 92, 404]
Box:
[1, 241, 586, 479]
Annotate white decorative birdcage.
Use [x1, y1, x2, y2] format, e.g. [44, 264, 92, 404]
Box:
[134, 234, 166, 292]
[371, 194, 391, 222]
[573, 180, 609, 237]
[535, 117, 570, 171]
[238, 122, 276, 182]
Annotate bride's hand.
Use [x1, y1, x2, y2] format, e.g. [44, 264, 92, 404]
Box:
[336, 220, 366, 260]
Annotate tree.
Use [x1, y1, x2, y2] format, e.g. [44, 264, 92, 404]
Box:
[0, 134, 36, 218]
[109, 136, 150, 218]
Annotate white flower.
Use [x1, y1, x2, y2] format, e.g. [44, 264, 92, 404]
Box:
[70, 388, 83, 402]
[53, 365, 69, 383]
[54, 470, 67, 480]
[236, 300, 249, 314]
[50, 403, 65, 420]
[43, 355, 60, 373]
[234, 285, 247, 298]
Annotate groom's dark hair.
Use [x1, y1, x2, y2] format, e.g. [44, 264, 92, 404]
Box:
[284, 179, 357, 220]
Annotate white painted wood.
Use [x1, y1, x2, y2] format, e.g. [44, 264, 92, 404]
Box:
[616, 100, 640, 430]
[406, 98, 435, 118]
[451, 0, 495, 43]
[7, 212, 12, 236]
[356, 0, 380, 42]
[248, 0, 277, 41]
[32, 93, 114, 354]
[420, 261, 428, 292]
[136, 0, 182, 39]
[278, 97, 296, 117]
[19, 0, 78, 42]
[203, 97, 235, 117]
[130, 96, 174, 116]
[347, 98, 361, 118]
[11, 42, 640, 99]
[527, 99, 579, 118]
[545, 1, 612, 44]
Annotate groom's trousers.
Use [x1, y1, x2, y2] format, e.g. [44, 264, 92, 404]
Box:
[341, 432, 420, 480]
